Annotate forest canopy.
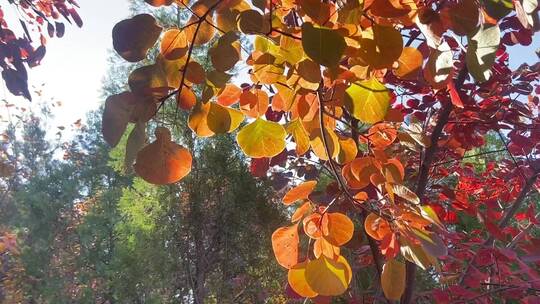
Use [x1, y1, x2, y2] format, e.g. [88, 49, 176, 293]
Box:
[1, 0, 540, 303]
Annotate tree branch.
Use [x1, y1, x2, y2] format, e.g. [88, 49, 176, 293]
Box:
[401, 67, 467, 304]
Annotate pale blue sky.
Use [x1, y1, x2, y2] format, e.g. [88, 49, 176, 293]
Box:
[0, 1, 537, 130]
[1, 0, 131, 128]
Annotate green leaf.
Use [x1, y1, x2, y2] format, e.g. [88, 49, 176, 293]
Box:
[466, 24, 501, 83]
[301, 22, 345, 67]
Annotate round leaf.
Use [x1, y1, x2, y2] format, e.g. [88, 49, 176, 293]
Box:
[134, 127, 192, 185]
[304, 255, 352, 296]
[344, 78, 390, 124]
[237, 118, 286, 158]
[272, 224, 300, 269]
[301, 22, 346, 67]
[113, 14, 162, 62]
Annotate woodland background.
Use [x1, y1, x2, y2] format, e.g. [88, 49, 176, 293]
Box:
[0, 0, 538, 303]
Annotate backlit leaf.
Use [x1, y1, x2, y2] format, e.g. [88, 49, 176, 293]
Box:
[134, 127, 192, 185]
[466, 24, 501, 83]
[160, 29, 188, 60]
[424, 43, 454, 89]
[207, 102, 244, 134]
[364, 213, 392, 241]
[283, 181, 317, 205]
[323, 213, 354, 247]
[286, 119, 310, 156]
[357, 24, 403, 69]
[304, 255, 352, 296]
[237, 118, 286, 158]
[177, 87, 197, 111]
[288, 261, 318, 298]
[301, 22, 346, 67]
[291, 201, 312, 223]
[217, 84, 242, 106]
[189, 102, 215, 137]
[381, 259, 406, 300]
[272, 224, 299, 269]
[395, 47, 423, 80]
[344, 78, 390, 124]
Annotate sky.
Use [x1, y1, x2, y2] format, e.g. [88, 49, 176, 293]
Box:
[0, 1, 538, 131]
[0, 0, 132, 129]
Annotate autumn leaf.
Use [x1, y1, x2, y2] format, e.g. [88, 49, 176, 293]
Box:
[112, 14, 162, 62]
[283, 181, 317, 205]
[272, 224, 299, 269]
[344, 78, 391, 124]
[134, 127, 192, 185]
[236, 118, 286, 158]
[304, 255, 352, 296]
[381, 259, 406, 300]
[301, 22, 346, 67]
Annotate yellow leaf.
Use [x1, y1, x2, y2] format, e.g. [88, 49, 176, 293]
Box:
[304, 255, 352, 296]
[207, 102, 244, 134]
[381, 259, 406, 300]
[344, 77, 390, 124]
[286, 119, 310, 156]
[188, 102, 215, 137]
[288, 261, 318, 298]
[236, 118, 286, 158]
[335, 136, 357, 164]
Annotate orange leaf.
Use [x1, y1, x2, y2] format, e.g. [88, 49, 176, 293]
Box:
[323, 213, 354, 246]
[217, 84, 242, 106]
[283, 181, 317, 205]
[176, 87, 197, 111]
[240, 89, 269, 118]
[313, 238, 340, 259]
[272, 224, 300, 269]
[134, 127, 192, 185]
[395, 47, 423, 80]
[303, 213, 324, 239]
[160, 29, 188, 60]
[292, 201, 312, 223]
[184, 61, 206, 84]
[364, 213, 392, 241]
[367, 123, 397, 148]
[288, 261, 318, 298]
